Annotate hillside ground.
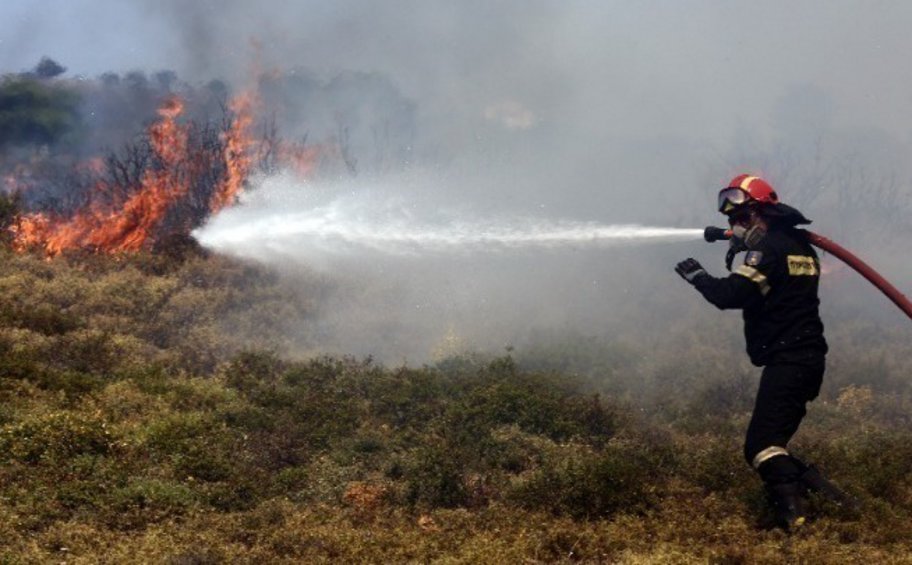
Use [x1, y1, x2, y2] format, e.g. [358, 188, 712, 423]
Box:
[0, 251, 910, 563]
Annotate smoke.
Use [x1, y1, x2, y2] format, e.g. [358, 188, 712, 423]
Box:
[3, 1, 912, 359]
[6, 2, 912, 229]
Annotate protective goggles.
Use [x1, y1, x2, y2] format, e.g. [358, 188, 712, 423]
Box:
[718, 187, 750, 214]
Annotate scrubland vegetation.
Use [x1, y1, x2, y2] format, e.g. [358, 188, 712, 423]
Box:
[0, 249, 910, 563]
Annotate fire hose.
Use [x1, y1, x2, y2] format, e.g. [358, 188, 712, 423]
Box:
[703, 226, 912, 321]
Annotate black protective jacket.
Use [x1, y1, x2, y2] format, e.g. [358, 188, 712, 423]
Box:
[693, 228, 828, 367]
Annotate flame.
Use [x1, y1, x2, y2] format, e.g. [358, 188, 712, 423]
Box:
[211, 92, 255, 214]
[81, 157, 106, 175]
[12, 96, 191, 255]
[8, 85, 328, 257]
[9, 214, 50, 253]
[210, 89, 324, 210]
[277, 140, 322, 179]
[84, 97, 189, 252]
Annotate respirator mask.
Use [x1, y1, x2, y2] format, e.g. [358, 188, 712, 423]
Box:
[731, 223, 767, 250]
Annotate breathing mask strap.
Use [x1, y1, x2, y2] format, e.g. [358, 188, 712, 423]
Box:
[743, 224, 767, 250]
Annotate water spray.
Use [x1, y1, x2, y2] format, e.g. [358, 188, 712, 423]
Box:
[200, 218, 704, 256]
[194, 179, 706, 259]
[704, 226, 912, 321]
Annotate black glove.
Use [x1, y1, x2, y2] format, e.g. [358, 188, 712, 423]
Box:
[675, 258, 707, 284]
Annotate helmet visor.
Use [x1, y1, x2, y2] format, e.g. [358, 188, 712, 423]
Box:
[718, 187, 749, 214]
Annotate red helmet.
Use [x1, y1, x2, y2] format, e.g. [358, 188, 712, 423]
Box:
[718, 174, 779, 214]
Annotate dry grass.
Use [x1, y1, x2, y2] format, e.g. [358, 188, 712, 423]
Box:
[0, 250, 910, 563]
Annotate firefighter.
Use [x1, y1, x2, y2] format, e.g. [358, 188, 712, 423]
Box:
[674, 174, 852, 530]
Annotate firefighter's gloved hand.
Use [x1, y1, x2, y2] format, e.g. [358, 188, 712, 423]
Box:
[675, 258, 707, 284]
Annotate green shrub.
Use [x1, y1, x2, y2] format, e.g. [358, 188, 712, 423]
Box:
[0, 77, 83, 148]
[204, 479, 262, 512]
[401, 441, 468, 509]
[103, 478, 199, 529]
[673, 434, 751, 493]
[53, 454, 127, 511]
[36, 369, 105, 399]
[441, 364, 617, 464]
[274, 466, 310, 494]
[143, 412, 248, 483]
[517, 330, 637, 385]
[170, 445, 234, 483]
[815, 430, 912, 499]
[225, 356, 363, 452]
[508, 440, 661, 519]
[0, 192, 21, 247]
[0, 411, 114, 464]
[0, 301, 83, 335]
[358, 366, 446, 430]
[128, 363, 174, 396]
[0, 338, 43, 381]
[224, 350, 284, 394]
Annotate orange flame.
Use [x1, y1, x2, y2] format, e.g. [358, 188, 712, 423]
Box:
[277, 140, 322, 179]
[9, 85, 328, 257]
[9, 214, 50, 253]
[12, 96, 191, 255]
[211, 92, 255, 214]
[84, 97, 189, 253]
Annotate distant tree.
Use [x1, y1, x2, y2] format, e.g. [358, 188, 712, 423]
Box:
[720, 85, 912, 244]
[0, 78, 83, 148]
[124, 71, 149, 92]
[100, 72, 121, 87]
[33, 57, 66, 79]
[155, 70, 178, 92]
[205, 79, 229, 101]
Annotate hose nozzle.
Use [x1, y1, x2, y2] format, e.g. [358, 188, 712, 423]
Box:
[704, 226, 732, 242]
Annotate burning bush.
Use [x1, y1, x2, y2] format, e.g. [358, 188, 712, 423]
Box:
[8, 94, 259, 255]
[0, 62, 417, 258]
[0, 74, 337, 257]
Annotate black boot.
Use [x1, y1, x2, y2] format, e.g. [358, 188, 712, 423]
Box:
[766, 481, 808, 531]
[799, 465, 860, 512]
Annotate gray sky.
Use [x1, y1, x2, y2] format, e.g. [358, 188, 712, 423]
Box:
[3, 1, 912, 141]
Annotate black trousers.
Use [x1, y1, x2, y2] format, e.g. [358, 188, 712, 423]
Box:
[744, 360, 825, 484]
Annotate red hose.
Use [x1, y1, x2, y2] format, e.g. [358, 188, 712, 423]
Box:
[712, 227, 912, 320]
[804, 230, 912, 321]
